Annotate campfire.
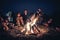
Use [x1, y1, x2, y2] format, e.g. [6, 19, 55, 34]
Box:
[17, 14, 49, 37]
[2, 11, 50, 38]
[1, 9, 59, 40]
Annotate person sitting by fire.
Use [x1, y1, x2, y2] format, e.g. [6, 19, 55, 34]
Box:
[22, 9, 29, 24]
[2, 19, 9, 31]
[36, 8, 43, 25]
[16, 13, 24, 26]
[43, 18, 53, 27]
[2, 19, 14, 31]
[6, 11, 13, 23]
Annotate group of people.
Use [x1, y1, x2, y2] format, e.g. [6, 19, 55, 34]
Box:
[0, 8, 53, 37]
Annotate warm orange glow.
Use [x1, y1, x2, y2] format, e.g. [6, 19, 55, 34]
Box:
[19, 14, 48, 35]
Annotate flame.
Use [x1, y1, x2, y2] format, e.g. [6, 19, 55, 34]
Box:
[24, 14, 39, 35]
[20, 14, 48, 35]
[25, 22, 31, 34]
[30, 14, 35, 21]
[31, 17, 38, 27]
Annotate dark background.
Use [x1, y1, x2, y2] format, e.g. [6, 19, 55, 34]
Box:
[0, 0, 60, 26]
[0, 0, 60, 40]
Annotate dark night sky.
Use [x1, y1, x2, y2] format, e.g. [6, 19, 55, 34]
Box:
[0, 0, 60, 25]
